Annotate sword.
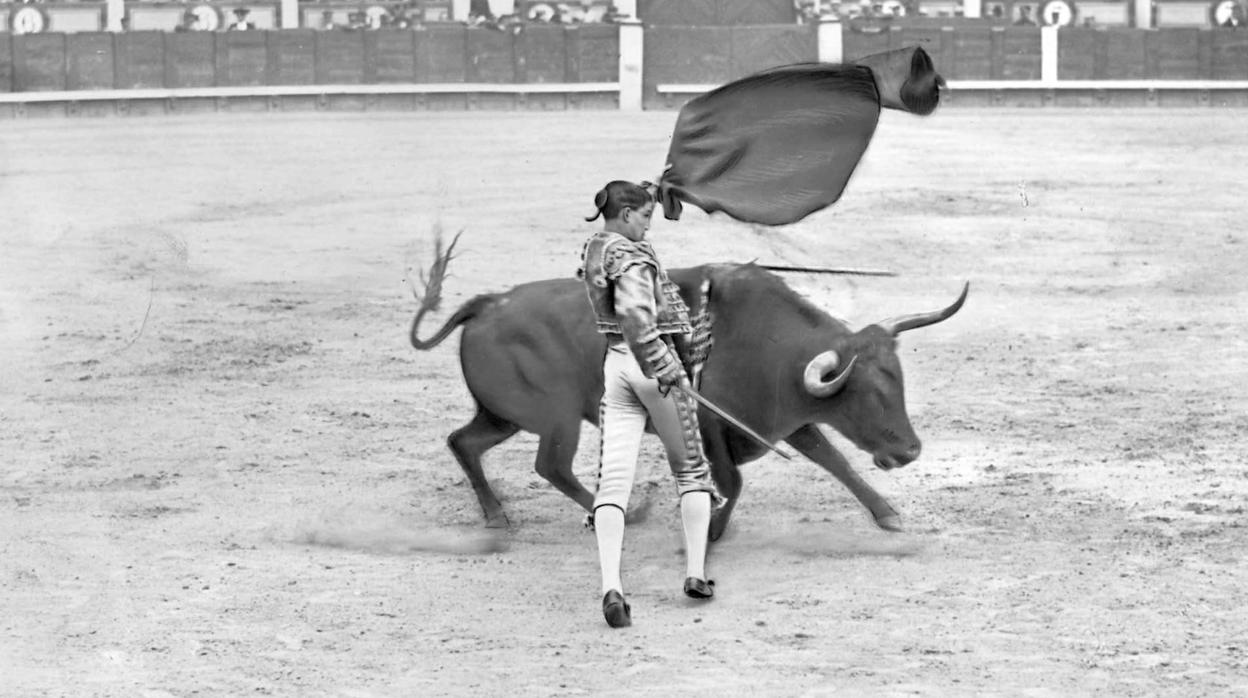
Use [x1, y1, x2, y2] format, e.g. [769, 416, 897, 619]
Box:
[675, 383, 793, 461]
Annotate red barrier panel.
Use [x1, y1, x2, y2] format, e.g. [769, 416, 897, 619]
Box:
[949, 26, 994, 79]
[518, 24, 567, 83]
[1147, 28, 1202, 78]
[115, 32, 165, 89]
[216, 31, 267, 87]
[729, 24, 815, 80]
[0, 34, 12, 92]
[417, 25, 466, 83]
[1000, 27, 1042, 80]
[1104, 29, 1147, 79]
[164, 32, 216, 88]
[315, 30, 364, 84]
[570, 24, 617, 82]
[466, 25, 515, 82]
[842, 26, 892, 62]
[268, 30, 315, 85]
[365, 30, 417, 83]
[66, 32, 114, 91]
[14, 34, 67, 92]
[1059, 28, 1100, 79]
[1210, 29, 1248, 79]
[645, 25, 732, 86]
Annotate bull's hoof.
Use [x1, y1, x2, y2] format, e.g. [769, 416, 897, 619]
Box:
[708, 516, 729, 542]
[484, 512, 511, 529]
[708, 499, 732, 542]
[874, 514, 904, 533]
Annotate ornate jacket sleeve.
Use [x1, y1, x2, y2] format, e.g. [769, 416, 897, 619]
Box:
[615, 264, 678, 378]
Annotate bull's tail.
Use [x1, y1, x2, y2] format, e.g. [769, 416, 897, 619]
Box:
[410, 293, 496, 351]
[408, 229, 494, 351]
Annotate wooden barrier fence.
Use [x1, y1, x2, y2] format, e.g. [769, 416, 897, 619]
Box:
[1, 21, 1247, 115]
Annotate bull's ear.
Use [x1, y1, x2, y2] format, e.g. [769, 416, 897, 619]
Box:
[803, 350, 858, 398]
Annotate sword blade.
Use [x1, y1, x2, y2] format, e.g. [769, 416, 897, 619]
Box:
[677, 384, 793, 461]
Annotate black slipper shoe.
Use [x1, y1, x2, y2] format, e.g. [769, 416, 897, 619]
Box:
[602, 589, 632, 628]
[684, 577, 715, 599]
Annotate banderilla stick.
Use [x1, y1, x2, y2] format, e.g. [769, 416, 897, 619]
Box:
[676, 384, 793, 461]
[755, 263, 898, 277]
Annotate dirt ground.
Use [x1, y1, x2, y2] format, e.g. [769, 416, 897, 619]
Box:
[1, 107, 1246, 697]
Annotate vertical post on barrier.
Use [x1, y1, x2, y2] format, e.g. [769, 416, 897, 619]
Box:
[281, 0, 298, 28]
[1133, 0, 1153, 28]
[1040, 25, 1059, 82]
[817, 17, 843, 64]
[618, 18, 643, 111]
[105, 0, 124, 31]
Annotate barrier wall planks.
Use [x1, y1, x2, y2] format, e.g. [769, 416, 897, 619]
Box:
[66, 32, 114, 91]
[268, 30, 316, 85]
[315, 31, 364, 84]
[165, 32, 216, 88]
[571, 25, 618, 82]
[0, 34, 11, 92]
[217, 31, 268, 87]
[1000, 27, 1042, 80]
[842, 27, 892, 62]
[115, 32, 165, 89]
[1059, 28, 1100, 78]
[1211, 30, 1248, 79]
[1105, 29, 1147, 79]
[466, 25, 515, 83]
[518, 24, 567, 83]
[14, 34, 67, 92]
[365, 30, 416, 83]
[419, 25, 467, 83]
[728, 24, 814, 80]
[1150, 27, 1202, 78]
[949, 26, 994, 79]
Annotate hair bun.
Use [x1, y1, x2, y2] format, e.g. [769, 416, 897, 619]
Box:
[593, 189, 609, 210]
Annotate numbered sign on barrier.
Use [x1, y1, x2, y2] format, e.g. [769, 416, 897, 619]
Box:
[1040, 0, 1076, 25]
[191, 5, 222, 31]
[10, 6, 48, 35]
[1212, 0, 1245, 26]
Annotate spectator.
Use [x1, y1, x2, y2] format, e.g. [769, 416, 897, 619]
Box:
[1013, 4, 1037, 25]
[174, 9, 199, 32]
[228, 7, 257, 30]
[346, 9, 369, 30]
[1222, 2, 1245, 26]
[320, 10, 338, 30]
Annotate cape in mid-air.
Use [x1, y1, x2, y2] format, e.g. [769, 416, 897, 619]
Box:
[656, 46, 944, 226]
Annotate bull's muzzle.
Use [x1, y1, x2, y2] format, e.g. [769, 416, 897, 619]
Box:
[874, 442, 921, 470]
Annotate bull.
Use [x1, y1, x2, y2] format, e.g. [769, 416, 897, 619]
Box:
[410, 238, 967, 540]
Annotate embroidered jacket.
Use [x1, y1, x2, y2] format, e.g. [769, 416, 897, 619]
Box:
[579, 231, 691, 341]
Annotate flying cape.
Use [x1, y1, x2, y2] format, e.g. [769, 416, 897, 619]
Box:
[656, 46, 944, 226]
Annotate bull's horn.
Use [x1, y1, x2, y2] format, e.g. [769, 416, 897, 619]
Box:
[804, 351, 858, 398]
[878, 282, 969, 336]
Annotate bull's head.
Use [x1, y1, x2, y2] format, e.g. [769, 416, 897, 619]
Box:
[802, 283, 968, 470]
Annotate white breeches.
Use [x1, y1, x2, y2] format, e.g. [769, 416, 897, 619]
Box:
[594, 342, 715, 511]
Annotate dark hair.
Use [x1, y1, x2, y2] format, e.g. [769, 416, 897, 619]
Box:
[585, 180, 653, 222]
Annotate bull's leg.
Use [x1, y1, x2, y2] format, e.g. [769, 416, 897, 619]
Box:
[533, 422, 595, 513]
[702, 426, 742, 543]
[448, 406, 520, 529]
[785, 424, 903, 532]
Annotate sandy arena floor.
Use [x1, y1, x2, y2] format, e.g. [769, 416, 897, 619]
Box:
[1, 107, 1246, 696]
